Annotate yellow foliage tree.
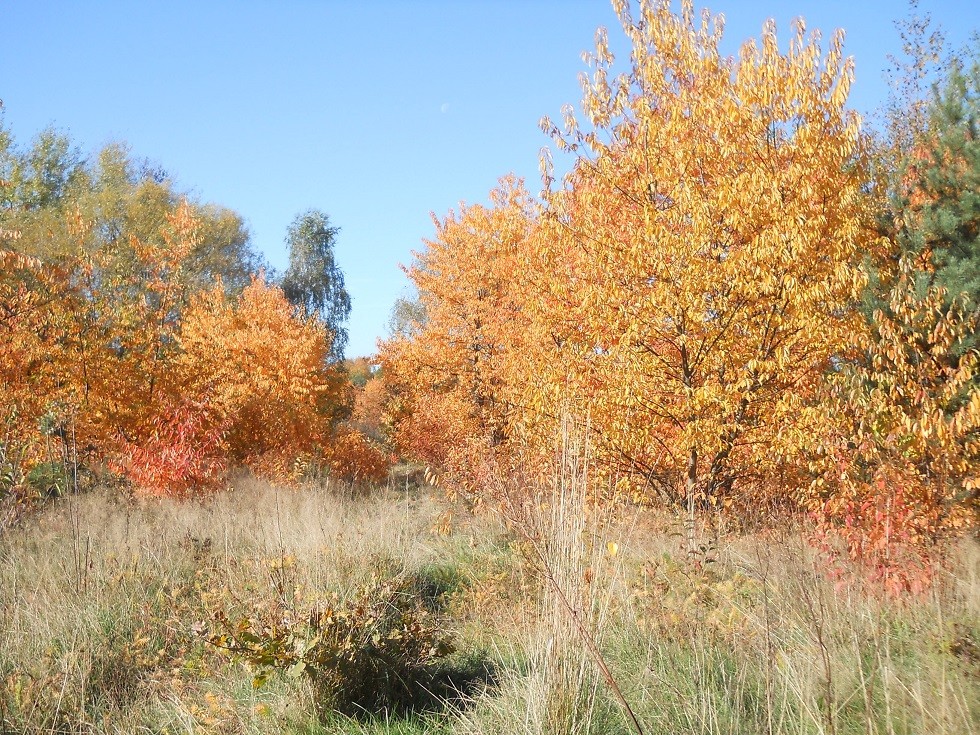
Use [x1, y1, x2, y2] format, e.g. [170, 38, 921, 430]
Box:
[517, 0, 874, 511]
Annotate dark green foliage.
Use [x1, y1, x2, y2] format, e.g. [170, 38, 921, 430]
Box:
[916, 53, 980, 306]
[281, 210, 351, 362]
[895, 43, 980, 311]
[25, 461, 68, 498]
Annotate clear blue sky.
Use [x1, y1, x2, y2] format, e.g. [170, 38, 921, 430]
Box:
[2, 1, 977, 358]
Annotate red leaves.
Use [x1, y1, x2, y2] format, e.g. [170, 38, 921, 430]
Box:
[116, 399, 229, 499]
[811, 473, 937, 598]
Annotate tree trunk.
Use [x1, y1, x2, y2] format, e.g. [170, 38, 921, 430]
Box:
[686, 447, 698, 557]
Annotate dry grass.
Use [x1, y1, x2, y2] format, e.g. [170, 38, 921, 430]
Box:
[0, 477, 505, 733]
[1, 473, 977, 734]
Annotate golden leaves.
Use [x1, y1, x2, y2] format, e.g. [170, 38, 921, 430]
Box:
[379, 0, 875, 510]
[378, 0, 976, 576]
[514, 0, 871, 502]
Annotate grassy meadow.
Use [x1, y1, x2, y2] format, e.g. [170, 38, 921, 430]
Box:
[2, 2, 978, 733]
[1, 472, 977, 735]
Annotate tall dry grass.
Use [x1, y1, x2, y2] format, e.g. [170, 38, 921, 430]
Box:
[1, 466, 976, 734]
[0, 477, 500, 733]
[460, 420, 979, 735]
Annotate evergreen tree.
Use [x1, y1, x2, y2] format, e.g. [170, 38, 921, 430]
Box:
[895, 44, 980, 311]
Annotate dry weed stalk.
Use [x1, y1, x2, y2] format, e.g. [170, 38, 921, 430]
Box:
[495, 415, 644, 735]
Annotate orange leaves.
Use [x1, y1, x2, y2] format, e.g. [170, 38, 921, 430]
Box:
[115, 398, 229, 499]
[380, 176, 536, 482]
[521, 0, 872, 504]
[324, 427, 392, 486]
[2, 203, 356, 497]
[807, 258, 980, 577]
[812, 468, 940, 597]
[352, 373, 386, 443]
[176, 276, 344, 479]
[0, 248, 79, 466]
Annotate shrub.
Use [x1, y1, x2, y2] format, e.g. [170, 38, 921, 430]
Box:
[25, 461, 69, 498]
[207, 571, 455, 718]
[325, 427, 393, 487]
[116, 398, 228, 498]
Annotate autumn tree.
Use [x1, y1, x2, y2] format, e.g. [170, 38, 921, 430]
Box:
[380, 176, 537, 484]
[175, 276, 348, 478]
[13, 202, 207, 462]
[508, 0, 873, 515]
[351, 370, 386, 443]
[0, 117, 264, 487]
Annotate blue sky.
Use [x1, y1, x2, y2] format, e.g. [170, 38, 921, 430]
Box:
[2, 1, 978, 357]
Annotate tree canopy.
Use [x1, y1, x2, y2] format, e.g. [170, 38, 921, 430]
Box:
[281, 209, 352, 362]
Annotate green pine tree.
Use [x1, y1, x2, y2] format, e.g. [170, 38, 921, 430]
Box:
[896, 44, 980, 311]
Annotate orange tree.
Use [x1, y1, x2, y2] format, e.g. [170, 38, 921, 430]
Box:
[0, 250, 78, 478]
[379, 176, 537, 488]
[172, 275, 348, 481]
[511, 0, 873, 512]
[383, 2, 874, 514]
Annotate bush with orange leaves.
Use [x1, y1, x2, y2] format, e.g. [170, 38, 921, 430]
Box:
[173, 276, 349, 484]
[351, 371, 386, 444]
[324, 427, 393, 486]
[808, 260, 979, 594]
[0, 250, 76, 472]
